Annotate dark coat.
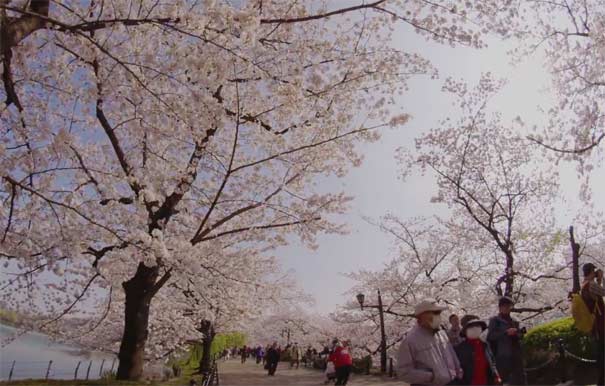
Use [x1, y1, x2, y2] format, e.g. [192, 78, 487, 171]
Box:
[454, 340, 498, 385]
[487, 315, 526, 385]
[266, 348, 280, 364]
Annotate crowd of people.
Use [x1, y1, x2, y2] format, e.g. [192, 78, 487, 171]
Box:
[397, 262, 604, 386]
[224, 342, 322, 376]
[216, 263, 603, 386]
[220, 338, 353, 383]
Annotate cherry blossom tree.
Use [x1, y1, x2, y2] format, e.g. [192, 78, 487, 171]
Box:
[398, 74, 571, 319]
[334, 215, 479, 360]
[1, 0, 490, 379]
[481, 1, 605, 165]
[245, 305, 336, 349]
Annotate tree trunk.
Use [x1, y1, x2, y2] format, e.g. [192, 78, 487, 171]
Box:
[198, 319, 216, 374]
[569, 226, 581, 294]
[116, 263, 160, 380]
[504, 250, 514, 297]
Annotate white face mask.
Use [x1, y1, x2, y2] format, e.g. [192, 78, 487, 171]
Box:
[466, 326, 483, 339]
[430, 314, 442, 329]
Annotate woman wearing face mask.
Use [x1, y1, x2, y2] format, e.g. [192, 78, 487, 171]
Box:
[455, 315, 501, 385]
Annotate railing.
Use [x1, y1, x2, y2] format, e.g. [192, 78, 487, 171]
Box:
[1, 358, 117, 381]
[524, 338, 597, 384]
[201, 358, 220, 386]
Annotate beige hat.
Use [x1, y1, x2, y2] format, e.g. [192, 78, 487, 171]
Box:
[414, 298, 448, 316]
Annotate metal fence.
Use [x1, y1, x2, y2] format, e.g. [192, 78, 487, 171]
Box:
[524, 338, 597, 384]
[201, 359, 220, 386]
[1, 358, 117, 381]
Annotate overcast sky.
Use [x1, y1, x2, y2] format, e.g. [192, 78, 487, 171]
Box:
[276, 18, 605, 314]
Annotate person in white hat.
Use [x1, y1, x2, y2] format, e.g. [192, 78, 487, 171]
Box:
[395, 299, 463, 386]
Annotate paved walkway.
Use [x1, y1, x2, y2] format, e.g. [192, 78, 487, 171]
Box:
[218, 360, 401, 386]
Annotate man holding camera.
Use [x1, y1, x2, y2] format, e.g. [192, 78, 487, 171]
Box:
[581, 263, 604, 386]
[487, 296, 526, 385]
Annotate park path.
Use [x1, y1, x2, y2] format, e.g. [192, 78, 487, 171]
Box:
[218, 360, 401, 386]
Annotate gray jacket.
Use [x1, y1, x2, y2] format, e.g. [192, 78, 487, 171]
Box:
[396, 325, 461, 386]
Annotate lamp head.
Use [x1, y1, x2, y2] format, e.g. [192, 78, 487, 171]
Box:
[356, 293, 365, 308]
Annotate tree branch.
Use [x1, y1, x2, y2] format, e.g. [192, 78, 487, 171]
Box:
[195, 217, 320, 243]
[260, 1, 387, 24]
[527, 132, 605, 154]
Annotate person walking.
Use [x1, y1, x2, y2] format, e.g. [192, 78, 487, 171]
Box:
[256, 345, 264, 364]
[240, 345, 248, 364]
[331, 340, 353, 385]
[304, 346, 313, 367]
[581, 263, 604, 386]
[447, 314, 463, 346]
[396, 298, 463, 386]
[455, 315, 501, 385]
[324, 339, 339, 385]
[263, 344, 271, 366]
[290, 342, 302, 369]
[265, 342, 280, 376]
[487, 296, 526, 385]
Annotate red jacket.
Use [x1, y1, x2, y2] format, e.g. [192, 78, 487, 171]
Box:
[332, 346, 353, 367]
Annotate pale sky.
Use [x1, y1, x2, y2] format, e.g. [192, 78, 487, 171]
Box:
[276, 20, 605, 314]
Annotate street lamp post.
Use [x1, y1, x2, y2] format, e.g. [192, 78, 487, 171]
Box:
[357, 289, 388, 374]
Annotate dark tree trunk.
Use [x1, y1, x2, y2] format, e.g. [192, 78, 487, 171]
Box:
[116, 262, 171, 380]
[569, 226, 581, 294]
[198, 319, 216, 374]
[504, 250, 514, 297]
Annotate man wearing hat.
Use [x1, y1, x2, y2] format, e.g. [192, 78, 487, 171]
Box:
[487, 296, 526, 385]
[396, 299, 463, 386]
[454, 315, 501, 385]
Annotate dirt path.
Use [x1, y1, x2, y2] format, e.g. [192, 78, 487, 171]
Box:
[218, 360, 401, 386]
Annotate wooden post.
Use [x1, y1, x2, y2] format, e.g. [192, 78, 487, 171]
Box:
[74, 361, 81, 380]
[389, 357, 394, 377]
[99, 359, 105, 377]
[556, 338, 567, 383]
[570, 226, 581, 294]
[45, 360, 53, 380]
[86, 360, 93, 380]
[109, 359, 116, 373]
[8, 360, 15, 381]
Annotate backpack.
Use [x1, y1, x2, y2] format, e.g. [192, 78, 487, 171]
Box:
[571, 292, 596, 334]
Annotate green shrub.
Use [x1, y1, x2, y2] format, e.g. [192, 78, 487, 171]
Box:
[0, 308, 19, 326]
[169, 332, 247, 375]
[523, 317, 595, 360]
[523, 317, 598, 385]
[351, 355, 372, 374]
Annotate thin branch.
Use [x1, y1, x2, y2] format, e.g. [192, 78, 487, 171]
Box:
[527, 132, 605, 154]
[196, 217, 320, 243]
[39, 273, 100, 329]
[260, 1, 387, 24]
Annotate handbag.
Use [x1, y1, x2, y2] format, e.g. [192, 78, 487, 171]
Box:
[325, 361, 335, 375]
